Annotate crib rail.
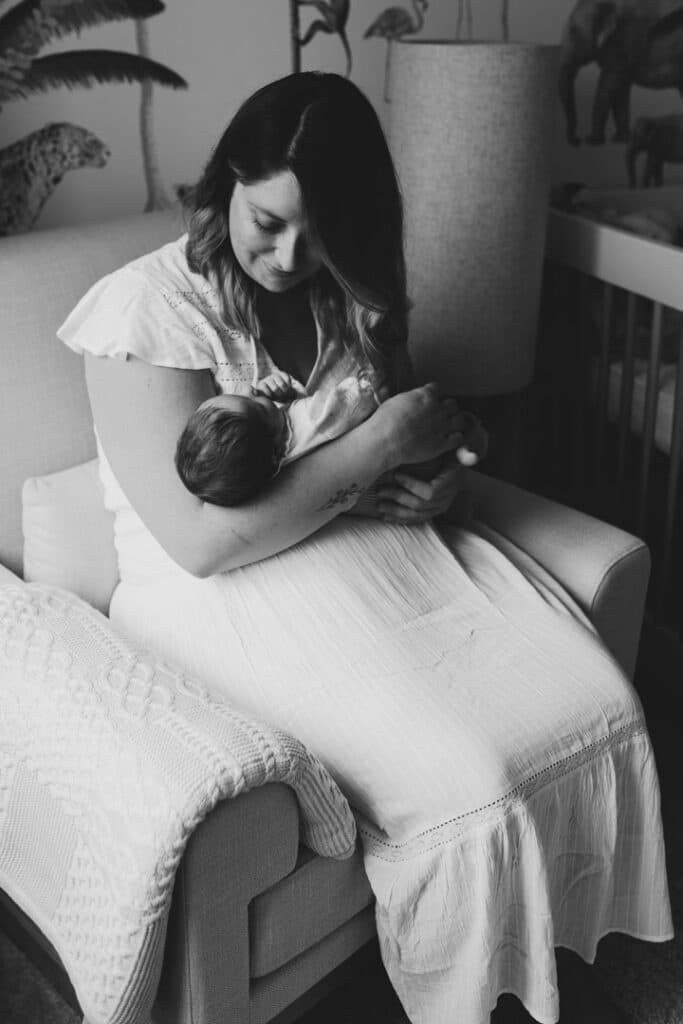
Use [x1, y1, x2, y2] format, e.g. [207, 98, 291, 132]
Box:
[546, 210, 683, 311]
[529, 210, 683, 631]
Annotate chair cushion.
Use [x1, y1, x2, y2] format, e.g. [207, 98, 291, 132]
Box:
[22, 459, 118, 615]
[249, 842, 373, 978]
[0, 565, 22, 586]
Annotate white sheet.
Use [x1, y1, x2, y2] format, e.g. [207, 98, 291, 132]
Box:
[591, 357, 681, 457]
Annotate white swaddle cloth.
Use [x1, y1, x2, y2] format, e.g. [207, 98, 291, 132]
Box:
[281, 373, 380, 464]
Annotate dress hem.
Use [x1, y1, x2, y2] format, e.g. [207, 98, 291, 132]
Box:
[487, 926, 675, 1024]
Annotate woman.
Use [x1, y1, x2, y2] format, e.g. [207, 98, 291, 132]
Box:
[58, 72, 672, 1024]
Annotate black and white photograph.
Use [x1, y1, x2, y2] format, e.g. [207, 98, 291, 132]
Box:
[1, 3, 682, 1024]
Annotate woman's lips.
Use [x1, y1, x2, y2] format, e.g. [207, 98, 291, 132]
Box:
[264, 262, 296, 278]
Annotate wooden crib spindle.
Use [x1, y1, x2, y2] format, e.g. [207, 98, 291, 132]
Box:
[594, 282, 614, 507]
[637, 302, 664, 536]
[571, 272, 592, 502]
[659, 329, 683, 608]
[615, 292, 638, 511]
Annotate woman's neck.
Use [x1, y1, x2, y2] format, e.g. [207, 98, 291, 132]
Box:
[256, 280, 311, 318]
[256, 282, 318, 384]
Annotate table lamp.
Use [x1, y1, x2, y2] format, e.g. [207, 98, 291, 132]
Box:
[387, 40, 558, 399]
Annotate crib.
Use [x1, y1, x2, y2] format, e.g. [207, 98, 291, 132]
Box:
[526, 196, 683, 636]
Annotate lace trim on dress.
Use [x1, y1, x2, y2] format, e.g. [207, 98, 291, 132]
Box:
[358, 718, 646, 861]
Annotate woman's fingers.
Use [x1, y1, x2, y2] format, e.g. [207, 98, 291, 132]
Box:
[378, 501, 434, 524]
[385, 474, 433, 501]
[376, 384, 486, 465]
[378, 480, 455, 516]
[378, 451, 464, 521]
[378, 486, 430, 511]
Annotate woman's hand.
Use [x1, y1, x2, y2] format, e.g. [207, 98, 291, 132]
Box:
[374, 451, 465, 524]
[374, 382, 463, 467]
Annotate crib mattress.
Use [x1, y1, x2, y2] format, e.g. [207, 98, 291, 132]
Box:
[591, 358, 681, 457]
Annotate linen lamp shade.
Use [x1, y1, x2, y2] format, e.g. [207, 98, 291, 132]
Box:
[387, 41, 558, 395]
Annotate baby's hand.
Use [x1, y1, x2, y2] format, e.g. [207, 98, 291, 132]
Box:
[253, 370, 306, 401]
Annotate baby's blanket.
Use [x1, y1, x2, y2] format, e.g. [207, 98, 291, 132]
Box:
[0, 581, 356, 1024]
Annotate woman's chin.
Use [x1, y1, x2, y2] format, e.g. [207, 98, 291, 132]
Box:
[258, 261, 316, 292]
[261, 276, 298, 293]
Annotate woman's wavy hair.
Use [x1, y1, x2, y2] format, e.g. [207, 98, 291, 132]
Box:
[183, 72, 408, 374]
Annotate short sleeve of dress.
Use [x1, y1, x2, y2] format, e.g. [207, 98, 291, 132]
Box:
[57, 265, 220, 371]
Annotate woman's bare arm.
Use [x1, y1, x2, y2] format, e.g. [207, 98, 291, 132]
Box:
[85, 354, 457, 576]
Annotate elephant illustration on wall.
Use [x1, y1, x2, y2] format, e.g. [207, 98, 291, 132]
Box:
[559, 0, 683, 146]
[626, 112, 683, 182]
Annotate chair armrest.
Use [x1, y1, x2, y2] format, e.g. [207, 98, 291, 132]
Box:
[155, 782, 301, 1024]
[464, 471, 651, 680]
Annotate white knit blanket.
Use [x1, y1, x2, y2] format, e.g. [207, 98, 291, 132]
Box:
[0, 582, 357, 1024]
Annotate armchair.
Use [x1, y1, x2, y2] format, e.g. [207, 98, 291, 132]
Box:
[0, 211, 649, 1024]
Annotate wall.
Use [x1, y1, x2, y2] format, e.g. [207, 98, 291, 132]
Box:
[2, 0, 683, 234]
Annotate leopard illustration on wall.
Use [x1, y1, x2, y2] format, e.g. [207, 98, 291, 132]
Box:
[0, 0, 186, 235]
[0, 123, 110, 237]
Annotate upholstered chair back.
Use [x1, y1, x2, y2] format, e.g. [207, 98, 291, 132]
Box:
[1, 210, 182, 575]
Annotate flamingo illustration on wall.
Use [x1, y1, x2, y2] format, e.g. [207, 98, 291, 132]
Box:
[455, 1, 511, 42]
[297, 0, 352, 76]
[364, 0, 429, 101]
[501, 0, 510, 40]
[455, 0, 473, 39]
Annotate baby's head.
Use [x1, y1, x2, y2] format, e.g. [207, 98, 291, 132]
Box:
[175, 393, 286, 506]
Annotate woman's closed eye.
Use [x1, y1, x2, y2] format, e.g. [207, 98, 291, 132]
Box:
[252, 215, 279, 234]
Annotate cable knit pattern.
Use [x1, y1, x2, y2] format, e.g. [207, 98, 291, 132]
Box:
[0, 581, 356, 1024]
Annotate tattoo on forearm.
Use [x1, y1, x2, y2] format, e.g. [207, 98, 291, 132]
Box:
[318, 484, 363, 511]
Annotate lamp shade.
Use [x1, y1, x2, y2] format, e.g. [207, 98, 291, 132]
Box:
[387, 41, 558, 395]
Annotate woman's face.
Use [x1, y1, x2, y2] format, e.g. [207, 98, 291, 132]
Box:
[229, 170, 322, 292]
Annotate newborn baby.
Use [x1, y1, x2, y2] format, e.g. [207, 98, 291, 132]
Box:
[175, 369, 487, 507]
[175, 369, 382, 506]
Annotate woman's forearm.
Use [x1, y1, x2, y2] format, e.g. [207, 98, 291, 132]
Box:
[196, 412, 397, 574]
[86, 355, 401, 578]
[85, 355, 458, 578]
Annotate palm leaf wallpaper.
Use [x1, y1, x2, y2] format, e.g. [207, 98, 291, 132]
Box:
[2, 0, 683, 238]
[0, 0, 185, 234]
[11, 49, 185, 95]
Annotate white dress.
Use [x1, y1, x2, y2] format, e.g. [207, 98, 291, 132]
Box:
[58, 236, 673, 1024]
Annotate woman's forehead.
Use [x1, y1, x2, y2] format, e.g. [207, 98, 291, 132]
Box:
[241, 170, 303, 222]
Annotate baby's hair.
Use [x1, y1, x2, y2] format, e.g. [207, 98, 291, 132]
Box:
[175, 402, 279, 507]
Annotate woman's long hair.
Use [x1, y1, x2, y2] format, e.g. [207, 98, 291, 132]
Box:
[184, 72, 408, 375]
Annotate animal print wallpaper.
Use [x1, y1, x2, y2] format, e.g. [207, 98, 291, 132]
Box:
[1, 0, 683, 238]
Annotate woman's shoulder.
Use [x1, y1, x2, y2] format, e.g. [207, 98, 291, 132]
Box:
[125, 233, 200, 285]
[56, 234, 238, 370]
[70, 234, 219, 318]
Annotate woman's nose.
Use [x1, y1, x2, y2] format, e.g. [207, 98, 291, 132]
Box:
[275, 230, 306, 272]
